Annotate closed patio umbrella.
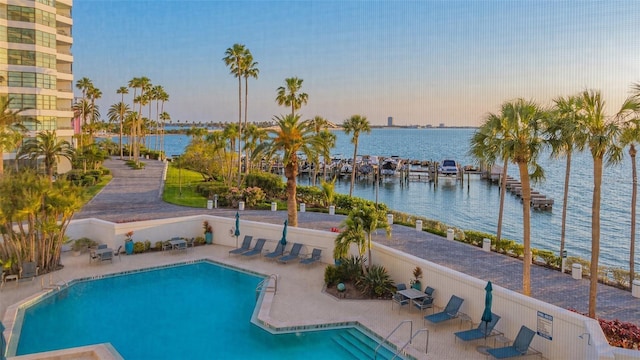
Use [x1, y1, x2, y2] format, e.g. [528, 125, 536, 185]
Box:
[234, 211, 241, 248]
[280, 219, 288, 255]
[481, 281, 493, 339]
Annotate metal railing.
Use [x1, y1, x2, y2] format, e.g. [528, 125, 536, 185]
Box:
[392, 328, 429, 359]
[255, 274, 277, 300]
[375, 319, 412, 360]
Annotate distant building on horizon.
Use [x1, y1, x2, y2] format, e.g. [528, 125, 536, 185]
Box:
[1, 0, 74, 174]
[388, 117, 393, 126]
[439, 123, 445, 128]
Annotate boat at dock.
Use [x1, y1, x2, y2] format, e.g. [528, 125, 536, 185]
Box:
[380, 156, 403, 176]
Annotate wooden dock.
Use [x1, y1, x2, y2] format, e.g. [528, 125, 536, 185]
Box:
[501, 175, 554, 210]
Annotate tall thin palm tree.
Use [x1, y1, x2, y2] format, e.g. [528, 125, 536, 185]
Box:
[276, 77, 308, 117]
[18, 131, 74, 182]
[86, 85, 102, 142]
[317, 129, 337, 180]
[309, 116, 329, 185]
[546, 95, 587, 273]
[343, 115, 371, 197]
[116, 86, 129, 159]
[108, 102, 130, 157]
[223, 43, 248, 186]
[75, 77, 93, 148]
[577, 89, 632, 318]
[617, 93, 640, 289]
[0, 97, 24, 176]
[469, 112, 510, 244]
[253, 114, 317, 227]
[243, 52, 258, 174]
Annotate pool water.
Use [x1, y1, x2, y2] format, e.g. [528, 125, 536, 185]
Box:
[15, 262, 396, 359]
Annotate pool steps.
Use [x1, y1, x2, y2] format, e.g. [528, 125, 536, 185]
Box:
[332, 328, 397, 359]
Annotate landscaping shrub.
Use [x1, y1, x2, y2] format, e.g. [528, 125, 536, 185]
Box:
[337, 256, 365, 283]
[356, 264, 394, 298]
[296, 185, 324, 207]
[133, 241, 145, 254]
[195, 183, 229, 199]
[324, 265, 341, 286]
[244, 172, 285, 198]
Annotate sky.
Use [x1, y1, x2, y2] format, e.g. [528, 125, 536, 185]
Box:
[73, 1, 640, 127]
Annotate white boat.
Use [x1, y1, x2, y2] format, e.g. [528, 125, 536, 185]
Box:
[438, 159, 459, 177]
[380, 156, 403, 176]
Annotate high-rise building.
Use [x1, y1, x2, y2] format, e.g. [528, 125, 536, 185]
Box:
[0, 0, 74, 173]
[387, 116, 393, 126]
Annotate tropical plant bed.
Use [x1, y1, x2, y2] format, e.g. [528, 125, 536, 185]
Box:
[569, 309, 640, 350]
[324, 282, 391, 300]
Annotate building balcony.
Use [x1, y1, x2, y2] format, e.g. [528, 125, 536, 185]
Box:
[56, 52, 73, 63]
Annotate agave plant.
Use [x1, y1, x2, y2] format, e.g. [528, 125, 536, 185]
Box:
[356, 264, 394, 298]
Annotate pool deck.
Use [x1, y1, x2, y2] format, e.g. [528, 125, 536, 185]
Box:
[2, 241, 490, 360]
[2, 158, 640, 358]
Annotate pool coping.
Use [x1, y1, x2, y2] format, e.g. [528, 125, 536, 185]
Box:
[3, 258, 414, 360]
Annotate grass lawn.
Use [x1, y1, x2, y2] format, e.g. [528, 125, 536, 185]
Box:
[163, 164, 209, 207]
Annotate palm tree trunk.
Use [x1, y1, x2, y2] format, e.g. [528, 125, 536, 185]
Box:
[237, 76, 242, 186]
[518, 162, 532, 296]
[630, 145, 637, 287]
[285, 162, 298, 227]
[560, 152, 572, 273]
[589, 157, 603, 318]
[244, 77, 250, 176]
[349, 139, 358, 197]
[0, 144, 4, 176]
[496, 159, 508, 243]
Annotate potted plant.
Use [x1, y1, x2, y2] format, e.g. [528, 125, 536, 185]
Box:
[124, 231, 135, 255]
[203, 221, 213, 244]
[410, 266, 423, 290]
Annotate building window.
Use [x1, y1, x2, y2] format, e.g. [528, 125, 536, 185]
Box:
[8, 50, 36, 66]
[37, 95, 56, 110]
[36, 53, 56, 69]
[8, 6, 35, 23]
[8, 27, 35, 44]
[22, 116, 57, 131]
[36, 30, 56, 48]
[8, 94, 36, 110]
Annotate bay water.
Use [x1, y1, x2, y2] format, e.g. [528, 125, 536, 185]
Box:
[141, 128, 639, 271]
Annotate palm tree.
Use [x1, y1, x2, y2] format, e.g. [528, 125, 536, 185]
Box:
[317, 129, 337, 180]
[469, 113, 510, 245]
[276, 77, 308, 116]
[18, 131, 74, 182]
[343, 115, 371, 197]
[253, 114, 316, 227]
[242, 52, 259, 175]
[75, 77, 93, 148]
[617, 93, 640, 289]
[128, 76, 151, 165]
[334, 203, 391, 267]
[116, 86, 129, 159]
[0, 97, 24, 176]
[309, 116, 329, 185]
[577, 89, 634, 318]
[86, 85, 102, 142]
[108, 102, 130, 157]
[242, 123, 267, 174]
[223, 43, 248, 186]
[546, 95, 588, 273]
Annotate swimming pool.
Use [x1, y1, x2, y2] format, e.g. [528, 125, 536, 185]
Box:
[13, 261, 400, 359]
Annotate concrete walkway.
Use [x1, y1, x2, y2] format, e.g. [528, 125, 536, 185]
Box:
[75, 158, 640, 326]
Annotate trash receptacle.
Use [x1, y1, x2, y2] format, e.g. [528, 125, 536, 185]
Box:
[238, 201, 245, 211]
[483, 238, 491, 252]
[572, 263, 582, 280]
[415, 220, 423, 231]
[447, 228, 454, 240]
[329, 205, 335, 215]
[387, 214, 394, 225]
[633, 280, 640, 298]
[207, 200, 213, 210]
[300, 203, 306, 212]
[271, 202, 277, 211]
